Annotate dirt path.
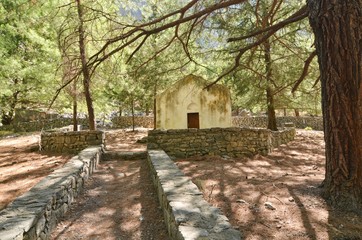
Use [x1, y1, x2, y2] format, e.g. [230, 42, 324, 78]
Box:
[50, 129, 170, 239]
[50, 158, 170, 240]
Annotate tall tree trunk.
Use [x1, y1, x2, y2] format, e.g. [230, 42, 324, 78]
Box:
[266, 86, 277, 130]
[308, 0, 362, 212]
[145, 103, 150, 116]
[264, 40, 278, 131]
[153, 80, 158, 130]
[294, 109, 300, 117]
[131, 95, 135, 132]
[72, 79, 78, 131]
[76, 0, 96, 130]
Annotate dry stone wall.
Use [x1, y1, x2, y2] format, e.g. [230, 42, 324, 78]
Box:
[111, 116, 154, 128]
[11, 118, 89, 132]
[41, 130, 104, 153]
[1, 115, 322, 132]
[232, 116, 323, 130]
[271, 129, 296, 148]
[110, 116, 322, 130]
[148, 127, 295, 159]
[148, 150, 242, 239]
[0, 146, 102, 240]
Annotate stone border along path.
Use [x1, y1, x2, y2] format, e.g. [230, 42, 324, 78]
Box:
[0, 146, 102, 240]
[148, 150, 242, 240]
[0, 146, 242, 240]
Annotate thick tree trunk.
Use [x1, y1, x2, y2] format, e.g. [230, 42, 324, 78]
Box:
[76, 0, 96, 130]
[264, 41, 278, 131]
[308, 0, 362, 212]
[266, 86, 277, 130]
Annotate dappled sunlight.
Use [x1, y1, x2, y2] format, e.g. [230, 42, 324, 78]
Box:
[51, 155, 169, 240]
[0, 134, 39, 148]
[0, 134, 73, 210]
[104, 129, 148, 152]
[176, 130, 349, 239]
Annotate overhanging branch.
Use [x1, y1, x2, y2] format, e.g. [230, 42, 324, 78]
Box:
[228, 5, 308, 42]
[292, 50, 317, 93]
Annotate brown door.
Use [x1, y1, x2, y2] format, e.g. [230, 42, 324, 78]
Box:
[187, 113, 199, 129]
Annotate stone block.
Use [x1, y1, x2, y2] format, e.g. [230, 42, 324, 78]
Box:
[35, 216, 46, 236]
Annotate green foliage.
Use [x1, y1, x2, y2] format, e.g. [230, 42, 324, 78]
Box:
[0, 0, 60, 124]
[0, 0, 322, 123]
[0, 130, 13, 136]
[208, 0, 321, 116]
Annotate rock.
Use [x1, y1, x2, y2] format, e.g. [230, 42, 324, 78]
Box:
[137, 137, 148, 144]
[264, 202, 276, 210]
[288, 197, 295, 202]
[236, 199, 248, 204]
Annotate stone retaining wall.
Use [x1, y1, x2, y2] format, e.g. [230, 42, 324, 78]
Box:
[148, 150, 242, 240]
[232, 116, 323, 130]
[271, 129, 296, 148]
[147, 127, 295, 159]
[111, 116, 154, 129]
[11, 118, 89, 132]
[1, 115, 323, 132]
[111, 116, 322, 130]
[0, 146, 102, 240]
[41, 130, 104, 153]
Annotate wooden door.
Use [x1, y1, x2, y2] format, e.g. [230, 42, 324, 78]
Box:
[187, 113, 199, 129]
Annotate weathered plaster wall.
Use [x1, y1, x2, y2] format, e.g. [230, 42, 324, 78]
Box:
[148, 127, 295, 158]
[156, 75, 232, 129]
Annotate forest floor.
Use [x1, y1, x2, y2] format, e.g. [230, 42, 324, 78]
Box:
[0, 129, 361, 239]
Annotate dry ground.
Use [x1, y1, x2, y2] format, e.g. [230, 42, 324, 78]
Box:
[0, 134, 73, 210]
[176, 130, 362, 240]
[1, 129, 362, 239]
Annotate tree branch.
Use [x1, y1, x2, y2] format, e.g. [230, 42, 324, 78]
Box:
[228, 5, 308, 42]
[291, 50, 317, 93]
[48, 72, 81, 110]
[203, 4, 309, 89]
[87, 0, 245, 72]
